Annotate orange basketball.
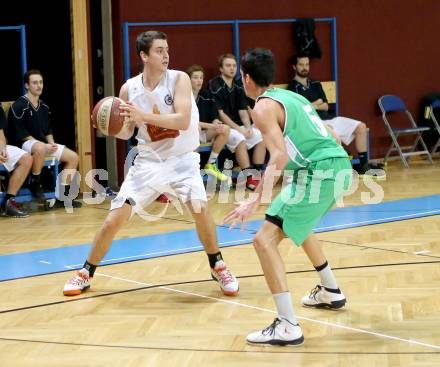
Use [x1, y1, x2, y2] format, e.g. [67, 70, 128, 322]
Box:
[91, 97, 125, 136]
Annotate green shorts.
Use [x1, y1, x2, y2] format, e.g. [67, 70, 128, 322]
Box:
[266, 157, 352, 246]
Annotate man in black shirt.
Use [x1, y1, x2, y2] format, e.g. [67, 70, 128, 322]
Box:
[288, 55, 378, 175]
[187, 64, 230, 183]
[8, 70, 81, 207]
[0, 104, 32, 217]
[208, 54, 266, 190]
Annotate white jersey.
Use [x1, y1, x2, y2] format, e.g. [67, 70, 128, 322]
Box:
[126, 70, 200, 160]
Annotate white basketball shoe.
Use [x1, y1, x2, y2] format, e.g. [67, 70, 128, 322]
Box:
[301, 285, 346, 309]
[246, 318, 304, 346]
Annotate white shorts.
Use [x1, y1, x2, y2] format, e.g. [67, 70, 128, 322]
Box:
[199, 130, 211, 145]
[22, 139, 65, 161]
[111, 151, 207, 217]
[324, 117, 361, 145]
[227, 126, 263, 153]
[1, 145, 27, 172]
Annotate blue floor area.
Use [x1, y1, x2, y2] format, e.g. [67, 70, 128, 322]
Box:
[1, 195, 440, 282]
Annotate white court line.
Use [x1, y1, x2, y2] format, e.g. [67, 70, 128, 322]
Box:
[95, 271, 440, 351]
[39, 261, 52, 265]
[413, 250, 431, 255]
[316, 210, 440, 231]
[65, 239, 253, 268]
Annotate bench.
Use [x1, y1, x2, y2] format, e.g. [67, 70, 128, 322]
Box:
[198, 81, 337, 155]
[0, 101, 59, 202]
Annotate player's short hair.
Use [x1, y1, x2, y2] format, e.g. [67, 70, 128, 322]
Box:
[291, 52, 310, 66]
[24, 69, 43, 84]
[186, 64, 204, 78]
[240, 48, 275, 87]
[136, 30, 167, 56]
[218, 53, 236, 68]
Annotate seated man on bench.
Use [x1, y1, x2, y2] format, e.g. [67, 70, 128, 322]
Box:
[8, 69, 81, 207]
[0, 104, 32, 217]
[288, 54, 381, 175]
[186, 64, 231, 183]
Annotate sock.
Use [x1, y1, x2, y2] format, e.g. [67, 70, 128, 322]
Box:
[315, 261, 339, 290]
[357, 152, 368, 170]
[1, 194, 14, 208]
[253, 163, 264, 171]
[208, 152, 219, 165]
[31, 173, 41, 183]
[5, 193, 14, 201]
[64, 184, 71, 197]
[56, 184, 72, 200]
[273, 292, 298, 325]
[208, 251, 223, 268]
[83, 260, 97, 277]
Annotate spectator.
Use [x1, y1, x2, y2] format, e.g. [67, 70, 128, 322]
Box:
[186, 64, 230, 182]
[8, 70, 81, 207]
[288, 54, 381, 175]
[208, 54, 266, 190]
[0, 104, 32, 217]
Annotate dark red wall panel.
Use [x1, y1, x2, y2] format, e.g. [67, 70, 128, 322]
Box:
[111, 0, 440, 161]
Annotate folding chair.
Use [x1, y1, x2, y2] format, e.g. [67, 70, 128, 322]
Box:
[378, 95, 433, 168]
[429, 99, 440, 154]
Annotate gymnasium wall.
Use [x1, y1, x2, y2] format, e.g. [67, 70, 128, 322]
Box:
[111, 0, 440, 160]
[0, 2, 75, 151]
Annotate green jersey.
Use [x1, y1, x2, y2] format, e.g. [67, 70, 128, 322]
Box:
[257, 88, 348, 171]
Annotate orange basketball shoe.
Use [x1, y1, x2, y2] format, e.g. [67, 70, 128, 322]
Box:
[211, 260, 239, 296]
[63, 268, 92, 296]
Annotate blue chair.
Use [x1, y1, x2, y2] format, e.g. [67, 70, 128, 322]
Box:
[378, 95, 433, 167]
[429, 99, 440, 154]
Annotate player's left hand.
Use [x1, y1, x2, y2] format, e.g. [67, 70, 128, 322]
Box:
[120, 101, 143, 124]
[46, 143, 58, 154]
[214, 123, 228, 134]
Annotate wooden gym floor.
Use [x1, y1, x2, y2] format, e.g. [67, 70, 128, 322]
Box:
[0, 159, 440, 366]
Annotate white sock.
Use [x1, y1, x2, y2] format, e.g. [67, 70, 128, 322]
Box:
[273, 292, 298, 325]
[208, 152, 219, 164]
[316, 261, 338, 289]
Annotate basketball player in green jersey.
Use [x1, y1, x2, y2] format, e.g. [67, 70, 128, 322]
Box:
[223, 48, 352, 346]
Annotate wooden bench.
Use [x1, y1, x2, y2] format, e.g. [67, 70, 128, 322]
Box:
[197, 80, 370, 166]
[0, 101, 59, 202]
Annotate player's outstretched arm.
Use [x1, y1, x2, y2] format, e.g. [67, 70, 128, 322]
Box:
[223, 98, 288, 230]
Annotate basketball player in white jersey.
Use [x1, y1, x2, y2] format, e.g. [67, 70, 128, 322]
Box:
[63, 31, 239, 297]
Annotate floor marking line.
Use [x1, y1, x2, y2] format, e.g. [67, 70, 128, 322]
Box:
[95, 272, 440, 351]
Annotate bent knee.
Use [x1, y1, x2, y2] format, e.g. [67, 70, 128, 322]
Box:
[253, 231, 271, 251]
[68, 151, 79, 166]
[19, 153, 33, 168]
[188, 199, 208, 215]
[356, 122, 367, 132]
[32, 143, 46, 156]
[101, 217, 123, 233]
